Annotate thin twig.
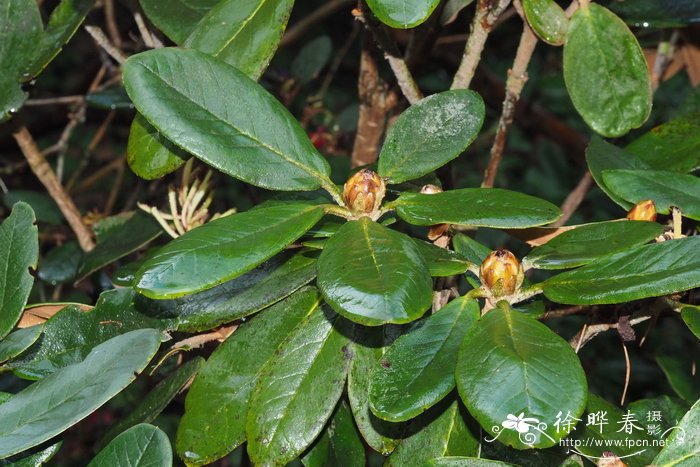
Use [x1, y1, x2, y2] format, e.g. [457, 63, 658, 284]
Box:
[355, 5, 423, 104]
[280, 0, 355, 47]
[25, 95, 85, 106]
[13, 127, 95, 251]
[451, 0, 512, 90]
[103, 0, 123, 49]
[134, 12, 162, 49]
[552, 171, 593, 226]
[570, 314, 652, 352]
[539, 305, 589, 320]
[85, 25, 127, 64]
[481, 19, 538, 188]
[620, 340, 631, 405]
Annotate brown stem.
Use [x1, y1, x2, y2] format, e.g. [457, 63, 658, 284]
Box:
[450, 0, 512, 90]
[280, 0, 355, 48]
[355, 5, 423, 104]
[103, 0, 123, 49]
[13, 127, 95, 251]
[552, 171, 593, 227]
[350, 36, 398, 167]
[481, 22, 538, 188]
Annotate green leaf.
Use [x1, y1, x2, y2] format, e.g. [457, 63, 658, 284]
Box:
[7, 289, 173, 379]
[608, 0, 700, 28]
[2, 191, 62, 225]
[317, 218, 432, 326]
[85, 86, 133, 110]
[452, 234, 490, 265]
[681, 305, 700, 339]
[122, 48, 333, 191]
[440, 0, 476, 25]
[369, 297, 479, 422]
[428, 458, 517, 467]
[88, 424, 172, 467]
[76, 211, 162, 282]
[0, 329, 162, 459]
[523, 220, 663, 270]
[653, 399, 700, 467]
[0, 326, 42, 365]
[0, 0, 42, 119]
[138, 250, 317, 332]
[523, 0, 569, 46]
[138, 0, 219, 43]
[378, 90, 485, 184]
[0, 441, 61, 467]
[177, 288, 320, 466]
[602, 169, 700, 220]
[291, 36, 333, 84]
[37, 242, 82, 285]
[301, 401, 365, 467]
[586, 136, 651, 209]
[0, 202, 38, 340]
[366, 0, 441, 28]
[24, 0, 94, 78]
[628, 396, 690, 437]
[543, 236, 700, 305]
[98, 357, 204, 450]
[185, 0, 294, 80]
[573, 394, 656, 467]
[413, 239, 473, 277]
[246, 306, 351, 466]
[347, 326, 403, 455]
[386, 399, 478, 466]
[657, 353, 700, 403]
[563, 3, 651, 137]
[136, 203, 322, 299]
[456, 302, 587, 449]
[626, 113, 700, 172]
[127, 114, 188, 180]
[395, 188, 561, 228]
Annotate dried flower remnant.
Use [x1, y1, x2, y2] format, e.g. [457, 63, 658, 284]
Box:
[626, 199, 657, 222]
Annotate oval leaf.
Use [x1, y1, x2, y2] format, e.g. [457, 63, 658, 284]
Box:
[246, 307, 350, 466]
[602, 169, 700, 220]
[369, 297, 479, 422]
[652, 399, 700, 466]
[122, 48, 332, 191]
[523, 0, 569, 46]
[317, 218, 432, 326]
[378, 90, 485, 184]
[0, 326, 42, 365]
[523, 220, 663, 270]
[681, 305, 700, 340]
[413, 239, 474, 277]
[366, 0, 441, 29]
[135, 203, 323, 299]
[184, 0, 294, 80]
[0, 202, 38, 340]
[626, 113, 700, 173]
[563, 4, 651, 137]
[127, 114, 188, 180]
[0, 329, 162, 459]
[456, 302, 588, 449]
[301, 401, 366, 467]
[176, 288, 320, 466]
[543, 236, 700, 305]
[395, 188, 561, 228]
[88, 424, 171, 467]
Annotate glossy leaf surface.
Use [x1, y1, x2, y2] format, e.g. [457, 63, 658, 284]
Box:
[369, 297, 479, 422]
[177, 288, 320, 465]
[681, 305, 700, 339]
[317, 218, 432, 325]
[301, 401, 365, 467]
[366, 0, 441, 28]
[123, 48, 332, 191]
[413, 239, 473, 277]
[127, 114, 188, 180]
[652, 399, 700, 467]
[395, 189, 561, 228]
[138, 0, 219, 43]
[456, 303, 587, 449]
[0, 326, 42, 365]
[0, 203, 38, 340]
[626, 113, 700, 172]
[543, 235, 700, 305]
[603, 169, 700, 220]
[0, 329, 162, 459]
[135, 203, 323, 298]
[563, 4, 651, 137]
[524, 220, 662, 270]
[246, 307, 350, 466]
[88, 424, 171, 467]
[523, 0, 568, 45]
[378, 90, 484, 184]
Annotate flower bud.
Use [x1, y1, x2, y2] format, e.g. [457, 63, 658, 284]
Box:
[479, 249, 524, 297]
[420, 185, 449, 240]
[420, 184, 443, 195]
[342, 169, 386, 215]
[626, 200, 656, 222]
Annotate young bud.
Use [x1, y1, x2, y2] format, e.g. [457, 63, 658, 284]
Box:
[342, 169, 386, 215]
[420, 184, 443, 195]
[480, 249, 524, 297]
[626, 200, 657, 222]
[420, 185, 449, 240]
